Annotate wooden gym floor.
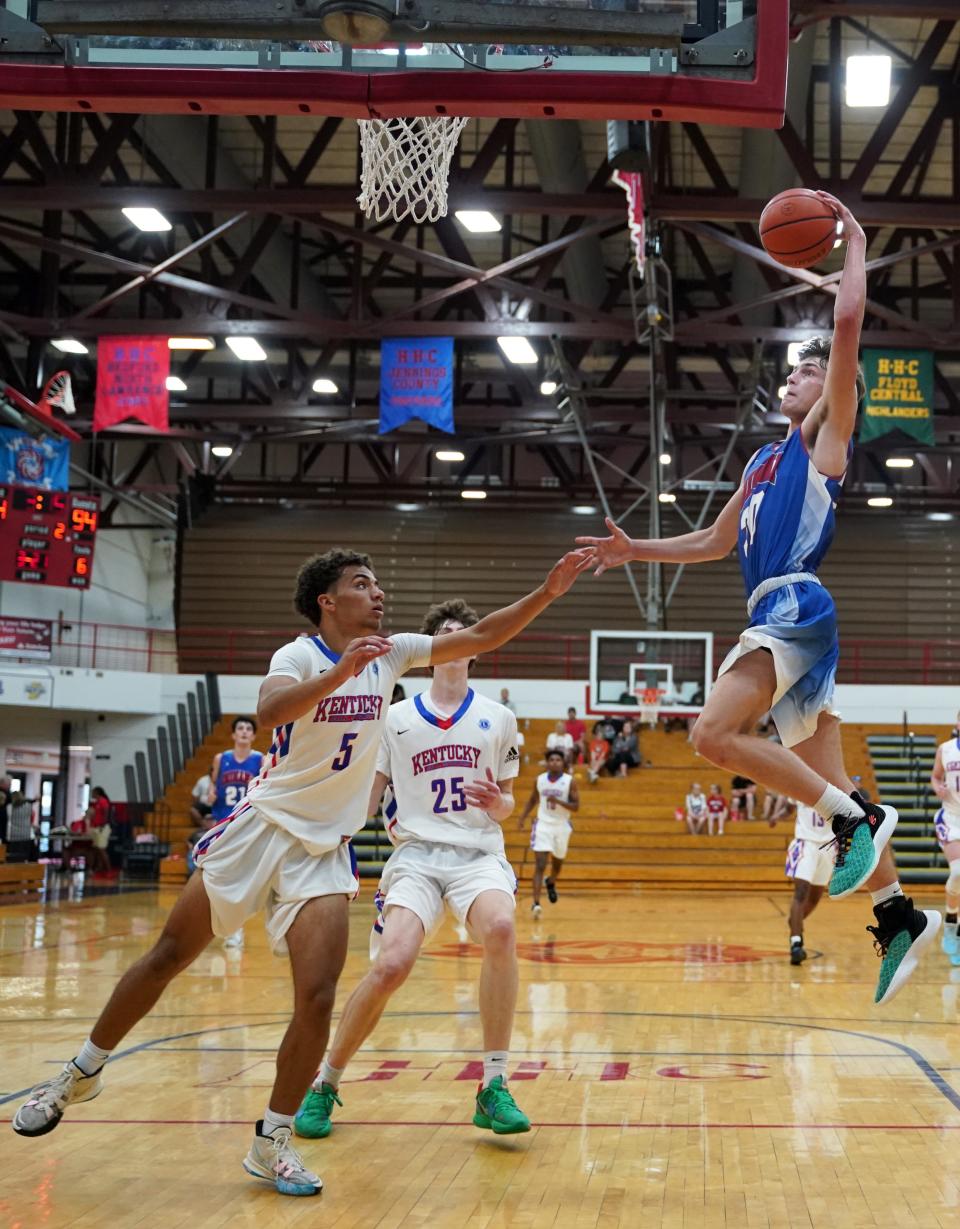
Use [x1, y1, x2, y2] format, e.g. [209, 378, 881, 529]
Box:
[2, 882, 960, 1229]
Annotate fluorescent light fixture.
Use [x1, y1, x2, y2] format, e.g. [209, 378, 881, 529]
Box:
[455, 210, 502, 233]
[168, 337, 214, 350]
[885, 457, 914, 469]
[777, 384, 788, 399]
[658, 491, 677, 503]
[786, 341, 804, 366]
[659, 452, 672, 465]
[461, 489, 487, 500]
[165, 375, 187, 392]
[211, 444, 234, 458]
[845, 54, 892, 108]
[497, 335, 537, 365]
[225, 336, 267, 361]
[312, 378, 338, 394]
[572, 505, 597, 515]
[435, 449, 465, 462]
[121, 206, 172, 232]
[540, 380, 558, 396]
[867, 496, 893, 508]
[395, 502, 421, 512]
[51, 338, 88, 355]
[928, 512, 954, 522]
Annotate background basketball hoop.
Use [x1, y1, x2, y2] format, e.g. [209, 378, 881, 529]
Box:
[634, 685, 666, 728]
[39, 370, 76, 416]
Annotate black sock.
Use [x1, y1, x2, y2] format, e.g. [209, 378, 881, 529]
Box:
[948, 912, 957, 924]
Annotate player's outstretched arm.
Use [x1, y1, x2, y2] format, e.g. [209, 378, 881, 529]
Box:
[429, 549, 593, 665]
[806, 191, 866, 475]
[257, 636, 393, 728]
[576, 489, 743, 575]
[931, 747, 948, 800]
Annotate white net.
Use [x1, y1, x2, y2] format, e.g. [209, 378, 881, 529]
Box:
[357, 115, 469, 224]
[40, 370, 76, 415]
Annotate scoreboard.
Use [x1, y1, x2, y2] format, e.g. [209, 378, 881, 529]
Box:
[0, 485, 100, 588]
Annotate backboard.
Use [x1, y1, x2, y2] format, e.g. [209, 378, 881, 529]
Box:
[4, 1, 788, 127]
[587, 629, 712, 717]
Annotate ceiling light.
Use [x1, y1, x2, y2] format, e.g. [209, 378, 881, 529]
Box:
[455, 210, 502, 233]
[122, 206, 172, 232]
[165, 375, 187, 392]
[225, 336, 267, 361]
[572, 505, 597, 515]
[659, 452, 672, 465]
[658, 491, 677, 503]
[395, 502, 421, 512]
[51, 338, 88, 355]
[211, 444, 233, 458]
[927, 512, 954, 522]
[777, 384, 788, 399]
[435, 449, 465, 462]
[312, 378, 338, 394]
[540, 380, 558, 396]
[845, 54, 892, 108]
[885, 457, 914, 469]
[786, 341, 804, 366]
[497, 336, 537, 365]
[461, 489, 487, 500]
[168, 337, 214, 350]
[867, 496, 893, 508]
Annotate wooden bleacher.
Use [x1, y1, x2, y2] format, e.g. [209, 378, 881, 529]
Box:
[0, 842, 46, 901]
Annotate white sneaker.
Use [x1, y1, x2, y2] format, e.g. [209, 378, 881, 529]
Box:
[532, 904, 542, 919]
[224, 930, 244, 949]
[12, 1060, 103, 1137]
[243, 1122, 323, 1196]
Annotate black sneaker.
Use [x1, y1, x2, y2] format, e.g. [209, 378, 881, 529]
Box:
[866, 894, 940, 1005]
[545, 878, 558, 904]
[790, 941, 807, 966]
[826, 793, 898, 900]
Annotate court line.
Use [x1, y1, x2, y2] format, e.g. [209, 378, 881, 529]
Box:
[3, 1118, 959, 1132]
[144, 1046, 905, 1058]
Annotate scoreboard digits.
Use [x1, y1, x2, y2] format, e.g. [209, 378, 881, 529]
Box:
[0, 485, 100, 588]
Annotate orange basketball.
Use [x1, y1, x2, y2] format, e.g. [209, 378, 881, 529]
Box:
[759, 189, 838, 269]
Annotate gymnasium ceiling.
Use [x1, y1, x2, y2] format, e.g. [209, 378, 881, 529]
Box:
[0, 0, 958, 527]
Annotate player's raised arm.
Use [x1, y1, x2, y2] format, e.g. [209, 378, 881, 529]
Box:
[257, 635, 393, 728]
[429, 549, 593, 665]
[806, 192, 866, 475]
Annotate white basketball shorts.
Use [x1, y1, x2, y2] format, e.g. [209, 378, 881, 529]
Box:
[194, 804, 359, 954]
[531, 817, 572, 860]
[784, 836, 834, 887]
[935, 807, 960, 847]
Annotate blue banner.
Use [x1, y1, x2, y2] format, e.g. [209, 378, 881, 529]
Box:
[379, 338, 455, 435]
[0, 426, 69, 491]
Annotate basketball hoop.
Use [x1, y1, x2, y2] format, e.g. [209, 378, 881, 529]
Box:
[39, 370, 76, 416]
[634, 685, 665, 728]
[357, 115, 469, 224]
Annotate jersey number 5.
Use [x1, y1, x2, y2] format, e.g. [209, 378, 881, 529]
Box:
[332, 732, 358, 771]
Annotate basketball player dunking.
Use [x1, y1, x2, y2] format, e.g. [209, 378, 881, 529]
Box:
[12, 546, 591, 1197]
[296, 598, 531, 1141]
[578, 192, 940, 1005]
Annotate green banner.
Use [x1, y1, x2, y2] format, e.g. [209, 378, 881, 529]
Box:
[860, 348, 935, 444]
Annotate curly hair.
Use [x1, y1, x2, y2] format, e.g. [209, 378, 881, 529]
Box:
[797, 336, 866, 405]
[293, 548, 373, 627]
[420, 597, 480, 636]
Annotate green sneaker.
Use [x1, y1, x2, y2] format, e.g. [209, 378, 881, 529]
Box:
[472, 1076, 531, 1135]
[293, 1082, 342, 1139]
[867, 896, 940, 1006]
[827, 803, 898, 899]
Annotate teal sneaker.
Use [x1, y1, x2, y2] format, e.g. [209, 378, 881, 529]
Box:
[867, 896, 940, 1005]
[294, 1082, 342, 1139]
[472, 1076, 531, 1135]
[827, 802, 898, 899]
[941, 926, 958, 957]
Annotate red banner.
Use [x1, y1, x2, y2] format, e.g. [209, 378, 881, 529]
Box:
[94, 336, 169, 432]
[0, 616, 52, 660]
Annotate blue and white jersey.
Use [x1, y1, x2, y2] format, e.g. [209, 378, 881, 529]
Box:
[736, 428, 847, 597]
[937, 736, 960, 820]
[210, 749, 264, 821]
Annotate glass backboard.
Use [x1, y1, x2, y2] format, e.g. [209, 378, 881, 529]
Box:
[588, 629, 712, 716]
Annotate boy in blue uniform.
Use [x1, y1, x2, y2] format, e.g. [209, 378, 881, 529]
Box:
[209, 716, 263, 947]
[578, 191, 939, 1005]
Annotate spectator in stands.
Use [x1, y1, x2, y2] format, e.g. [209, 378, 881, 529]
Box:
[730, 775, 756, 822]
[607, 720, 640, 778]
[762, 790, 792, 826]
[587, 722, 610, 783]
[546, 721, 574, 769]
[564, 707, 586, 764]
[706, 783, 728, 836]
[5, 791, 36, 862]
[500, 687, 516, 714]
[190, 765, 214, 825]
[600, 715, 621, 741]
[86, 787, 112, 874]
[685, 782, 708, 835]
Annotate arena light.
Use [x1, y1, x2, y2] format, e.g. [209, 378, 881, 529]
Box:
[211, 444, 234, 458]
[572, 505, 597, 515]
[168, 337, 214, 350]
[396, 502, 421, 512]
[165, 375, 187, 392]
[658, 491, 677, 503]
[659, 452, 672, 465]
[786, 341, 804, 366]
[885, 457, 914, 469]
[51, 338, 88, 354]
[122, 206, 172, 232]
[927, 512, 954, 522]
[540, 380, 558, 395]
[777, 384, 788, 399]
[867, 496, 893, 508]
[435, 449, 465, 462]
[461, 489, 487, 500]
[845, 55, 892, 108]
[312, 378, 338, 393]
[497, 336, 538, 365]
[455, 210, 502, 233]
[226, 336, 267, 361]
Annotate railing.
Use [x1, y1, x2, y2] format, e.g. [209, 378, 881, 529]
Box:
[2, 618, 959, 685]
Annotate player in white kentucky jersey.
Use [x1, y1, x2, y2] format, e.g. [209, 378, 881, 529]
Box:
[784, 803, 833, 966]
[931, 716, 960, 963]
[295, 597, 533, 1139]
[517, 749, 580, 917]
[12, 546, 591, 1197]
[577, 192, 939, 1005]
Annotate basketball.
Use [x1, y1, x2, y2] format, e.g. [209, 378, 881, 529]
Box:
[759, 188, 838, 268]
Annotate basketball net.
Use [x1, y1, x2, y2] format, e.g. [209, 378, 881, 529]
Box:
[357, 116, 469, 224]
[634, 685, 665, 727]
[39, 370, 76, 416]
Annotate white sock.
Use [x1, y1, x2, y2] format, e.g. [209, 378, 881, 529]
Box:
[483, 1051, 509, 1087]
[74, 1038, 111, 1077]
[262, 1107, 295, 1136]
[870, 882, 904, 907]
[814, 784, 864, 823]
[790, 934, 802, 946]
[316, 1059, 344, 1090]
